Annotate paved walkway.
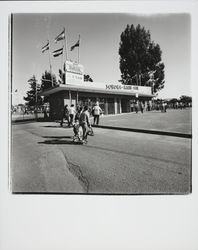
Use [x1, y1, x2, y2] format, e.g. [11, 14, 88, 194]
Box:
[98, 108, 192, 134]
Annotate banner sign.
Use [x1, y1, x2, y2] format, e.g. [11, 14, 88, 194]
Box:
[66, 72, 84, 85]
[105, 84, 151, 95]
[65, 61, 84, 75]
[65, 61, 84, 85]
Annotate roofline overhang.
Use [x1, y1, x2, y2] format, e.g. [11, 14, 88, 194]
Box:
[38, 84, 154, 98]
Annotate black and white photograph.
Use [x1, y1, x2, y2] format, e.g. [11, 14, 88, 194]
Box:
[11, 12, 192, 194]
[1, 1, 198, 250]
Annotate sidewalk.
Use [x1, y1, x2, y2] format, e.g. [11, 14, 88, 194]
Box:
[96, 108, 192, 137]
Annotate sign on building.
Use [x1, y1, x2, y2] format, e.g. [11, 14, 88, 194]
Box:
[105, 84, 152, 95]
[65, 61, 84, 85]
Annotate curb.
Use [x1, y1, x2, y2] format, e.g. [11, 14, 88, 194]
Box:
[92, 125, 192, 139]
[12, 118, 51, 124]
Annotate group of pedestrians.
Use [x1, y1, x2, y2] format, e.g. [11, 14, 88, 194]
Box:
[60, 104, 75, 127]
[131, 102, 145, 113]
[60, 102, 102, 144]
[131, 101, 168, 113]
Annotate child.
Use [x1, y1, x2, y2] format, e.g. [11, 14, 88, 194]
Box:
[72, 106, 83, 142]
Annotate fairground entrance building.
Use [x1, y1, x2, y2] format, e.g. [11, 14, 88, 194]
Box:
[39, 61, 153, 120]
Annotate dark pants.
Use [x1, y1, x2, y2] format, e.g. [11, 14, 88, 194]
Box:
[94, 115, 100, 125]
[69, 114, 74, 126]
[60, 114, 69, 126]
[81, 123, 88, 140]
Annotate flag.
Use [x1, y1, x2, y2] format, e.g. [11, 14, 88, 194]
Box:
[54, 29, 65, 43]
[52, 47, 63, 57]
[42, 41, 49, 53]
[70, 39, 80, 51]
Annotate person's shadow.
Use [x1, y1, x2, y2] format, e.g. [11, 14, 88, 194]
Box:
[38, 136, 83, 145]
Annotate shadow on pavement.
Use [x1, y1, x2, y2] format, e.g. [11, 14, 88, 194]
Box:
[41, 125, 70, 128]
[38, 139, 83, 145]
[42, 136, 73, 139]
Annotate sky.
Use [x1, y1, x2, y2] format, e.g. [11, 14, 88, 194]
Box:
[12, 13, 191, 105]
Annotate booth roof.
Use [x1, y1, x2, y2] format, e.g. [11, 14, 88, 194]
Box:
[39, 83, 154, 98]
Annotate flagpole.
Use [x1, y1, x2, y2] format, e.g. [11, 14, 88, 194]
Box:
[61, 45, 64, 83]
[48, 44, 53, 87]
[46, 19, 53, 87]
[47, 30, 53, 87]
[64, 27, 68, 85]
[78, 34, 80, 64]
[64, 28, 68, 61]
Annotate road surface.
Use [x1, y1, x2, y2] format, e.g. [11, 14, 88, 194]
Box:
[11, 120, 191, 194]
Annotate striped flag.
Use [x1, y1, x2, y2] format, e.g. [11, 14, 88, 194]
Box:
[52, 47, 63, 57]
[70, 39, 80, 51]
[54, 29, 65, 43]
[42, 41, 49, 53]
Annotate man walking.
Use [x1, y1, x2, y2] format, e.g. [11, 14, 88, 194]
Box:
[68, 104, 75, 127]
[79, 105, 91, 144]
[60, 104, 69, 127]
[92, 101, 102, 125]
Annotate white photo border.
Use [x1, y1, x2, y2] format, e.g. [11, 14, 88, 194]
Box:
[0, 1, 198, 250]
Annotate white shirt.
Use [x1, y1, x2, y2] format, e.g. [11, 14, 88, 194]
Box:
[93, 105, 102, 115]
[69, 106, 75, 115]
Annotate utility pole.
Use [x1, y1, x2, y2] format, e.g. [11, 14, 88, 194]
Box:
[139, 74, 141, 86]
[136, 74, 139, 85]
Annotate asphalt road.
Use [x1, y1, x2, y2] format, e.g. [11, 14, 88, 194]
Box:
[11, 120, 191, 194]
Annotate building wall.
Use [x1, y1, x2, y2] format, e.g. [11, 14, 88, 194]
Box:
[49, 92, 65, 120]
[121, 98, 131, 113]
[48, 90, 152, 120]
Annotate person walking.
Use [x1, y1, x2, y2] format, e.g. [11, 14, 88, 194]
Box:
[60, 104, 69, 127]
[162, 102, 167, 112]
[139, 102, 144, 113]
[135, 101, 139, 113]
[92, 101, 102, 125]
[73, 106, 83, 142]
[79, 105, 91, 144]
[68, 104, 75, 127]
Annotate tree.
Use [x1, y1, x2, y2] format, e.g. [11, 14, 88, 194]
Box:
[84, 74, 93, 82]
[41, 70, 57, 90]
[58, 68, 65, 84]
[119, 24, 165, 93]
[169, 98, 178, 104]
[179, 95, 192, 104]
[41, 71, 57, 102]
[23, 75, 43, 107]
